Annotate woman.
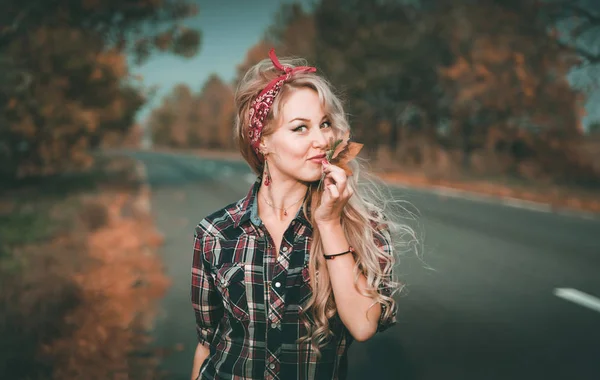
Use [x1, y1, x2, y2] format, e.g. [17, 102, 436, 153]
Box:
[191, 49, 413, 380]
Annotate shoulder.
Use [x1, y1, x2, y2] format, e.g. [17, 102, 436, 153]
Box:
[194, 199, 245, 241]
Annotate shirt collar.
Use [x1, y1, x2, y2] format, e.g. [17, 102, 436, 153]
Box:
[232, 176, 312, 229]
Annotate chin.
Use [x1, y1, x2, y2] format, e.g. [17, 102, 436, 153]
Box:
[293, 169, 323, 184]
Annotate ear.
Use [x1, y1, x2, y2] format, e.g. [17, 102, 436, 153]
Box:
[259, 140, 268, 155]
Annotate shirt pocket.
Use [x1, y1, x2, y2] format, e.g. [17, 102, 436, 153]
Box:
[214, 263, 250, 321]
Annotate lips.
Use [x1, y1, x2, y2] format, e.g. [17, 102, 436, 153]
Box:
[308, 154, 326, 160]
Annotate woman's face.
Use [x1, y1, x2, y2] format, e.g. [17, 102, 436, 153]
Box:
[262, 87, 334, 184]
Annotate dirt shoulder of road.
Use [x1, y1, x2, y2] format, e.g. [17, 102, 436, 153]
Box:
[377, 171, 600, 215]
[0, 155, 169, 379]
[158, 147, 600, 216]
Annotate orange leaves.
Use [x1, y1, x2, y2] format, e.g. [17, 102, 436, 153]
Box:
[438, 56, 468, 80]
[21, 185, 170, 379]
[514, 52, 535, 99]
[323, 130, 348, 161]
[7, 98, 17, 110]
[149, 75, 235, 149]
[154, 31, 174, 51]
[235, 40, 273, 82]
[334, 142, 364, 176]
[1, 1, 200, 180]
[326, 130, 364, 176]
[434, 1, 584, 142]
[90, 68, 102, 80]
[96, 49, 127, 77]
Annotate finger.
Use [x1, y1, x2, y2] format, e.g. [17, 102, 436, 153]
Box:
[327, 183, 339, 199]
[325, 169, 347, 193]
[323, 175, 335, 187]
[322, 161, 345, 176]
[322, 162, 344, 175]
[321, 177, 334, 204]
[342, 186, 354, 200]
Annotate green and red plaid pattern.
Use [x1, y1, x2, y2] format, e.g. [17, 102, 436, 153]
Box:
[191, 178, 396, 380]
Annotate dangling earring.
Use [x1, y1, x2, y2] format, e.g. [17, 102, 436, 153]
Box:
[263, 160, 272, 186]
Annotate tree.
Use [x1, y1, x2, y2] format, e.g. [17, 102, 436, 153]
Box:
[194, 75, 235, 149]
[149, 75, 234, 150]
[0, 0, 201, 179]
[437, 0, 585, 171]
[122, 123, 144, 148]
[265, 3, 317, 61]
[533, 0, 600, 92]
[0, 0, 201, 63]
[235, 3, 317, 87]
[313, 0, 451, 156]
[239, 0, 595, 183]
[536, 0, 600, 66]
[149, 84, 193, 148]
[312, 0, 589, 173]
[234, 40, 273, 87]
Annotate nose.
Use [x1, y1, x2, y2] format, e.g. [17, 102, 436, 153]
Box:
[311, 127, 329, 149]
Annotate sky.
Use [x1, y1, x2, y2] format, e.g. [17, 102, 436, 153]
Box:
[132, 0, 598, 130]
[131, 0, 313, 124]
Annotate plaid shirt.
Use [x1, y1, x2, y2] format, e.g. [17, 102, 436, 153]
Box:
[191, 178, 396, 380]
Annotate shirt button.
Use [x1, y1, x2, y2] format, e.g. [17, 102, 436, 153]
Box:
[282, 246, 289, 253]
[274, 281, 281, 288]
[269, 363, 276, 370]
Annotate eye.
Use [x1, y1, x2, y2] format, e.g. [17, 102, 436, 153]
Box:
[320, 120, 332, 129]
[292, 125, 308, 132]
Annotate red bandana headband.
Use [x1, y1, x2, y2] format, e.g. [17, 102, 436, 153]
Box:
[248, 48, 317, 160]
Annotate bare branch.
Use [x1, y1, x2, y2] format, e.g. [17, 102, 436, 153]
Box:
[544, 1, 600, 26]
[564, 4, 600, 26]
[0, 0, 45, 45]
[555, 38, 600, 64]
[540, 1, 600, 65]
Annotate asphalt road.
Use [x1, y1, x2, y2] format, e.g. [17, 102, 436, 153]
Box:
[130, 150, 600, 380]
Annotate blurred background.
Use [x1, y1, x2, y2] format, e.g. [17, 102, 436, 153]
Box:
[1, 0, 600, 379]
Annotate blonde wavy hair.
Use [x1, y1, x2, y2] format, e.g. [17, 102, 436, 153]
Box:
[234, 55, 418, 355]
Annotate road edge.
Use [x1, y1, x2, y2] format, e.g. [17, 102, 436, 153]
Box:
[143, 148, 600, 220]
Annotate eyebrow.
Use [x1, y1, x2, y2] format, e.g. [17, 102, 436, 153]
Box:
[287, 115, 328, 124]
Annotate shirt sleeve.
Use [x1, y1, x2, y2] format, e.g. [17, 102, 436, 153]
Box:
[191, 226, 223, 347]
[372, 221, 398, 333]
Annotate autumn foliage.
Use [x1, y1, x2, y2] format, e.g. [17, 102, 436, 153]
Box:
[159, 0, 600, 186]
[144, 0, 599, 187]
[150, 76, 235, 149]
[0, 0, 201, 181]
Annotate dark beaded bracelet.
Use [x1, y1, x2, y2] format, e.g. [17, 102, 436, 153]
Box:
[324, 246, 355, 260]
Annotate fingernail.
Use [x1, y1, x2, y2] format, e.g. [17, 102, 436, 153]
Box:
[321, 159, 329, 166]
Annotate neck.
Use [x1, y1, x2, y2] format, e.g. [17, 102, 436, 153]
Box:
[258, 177, 308, 221]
